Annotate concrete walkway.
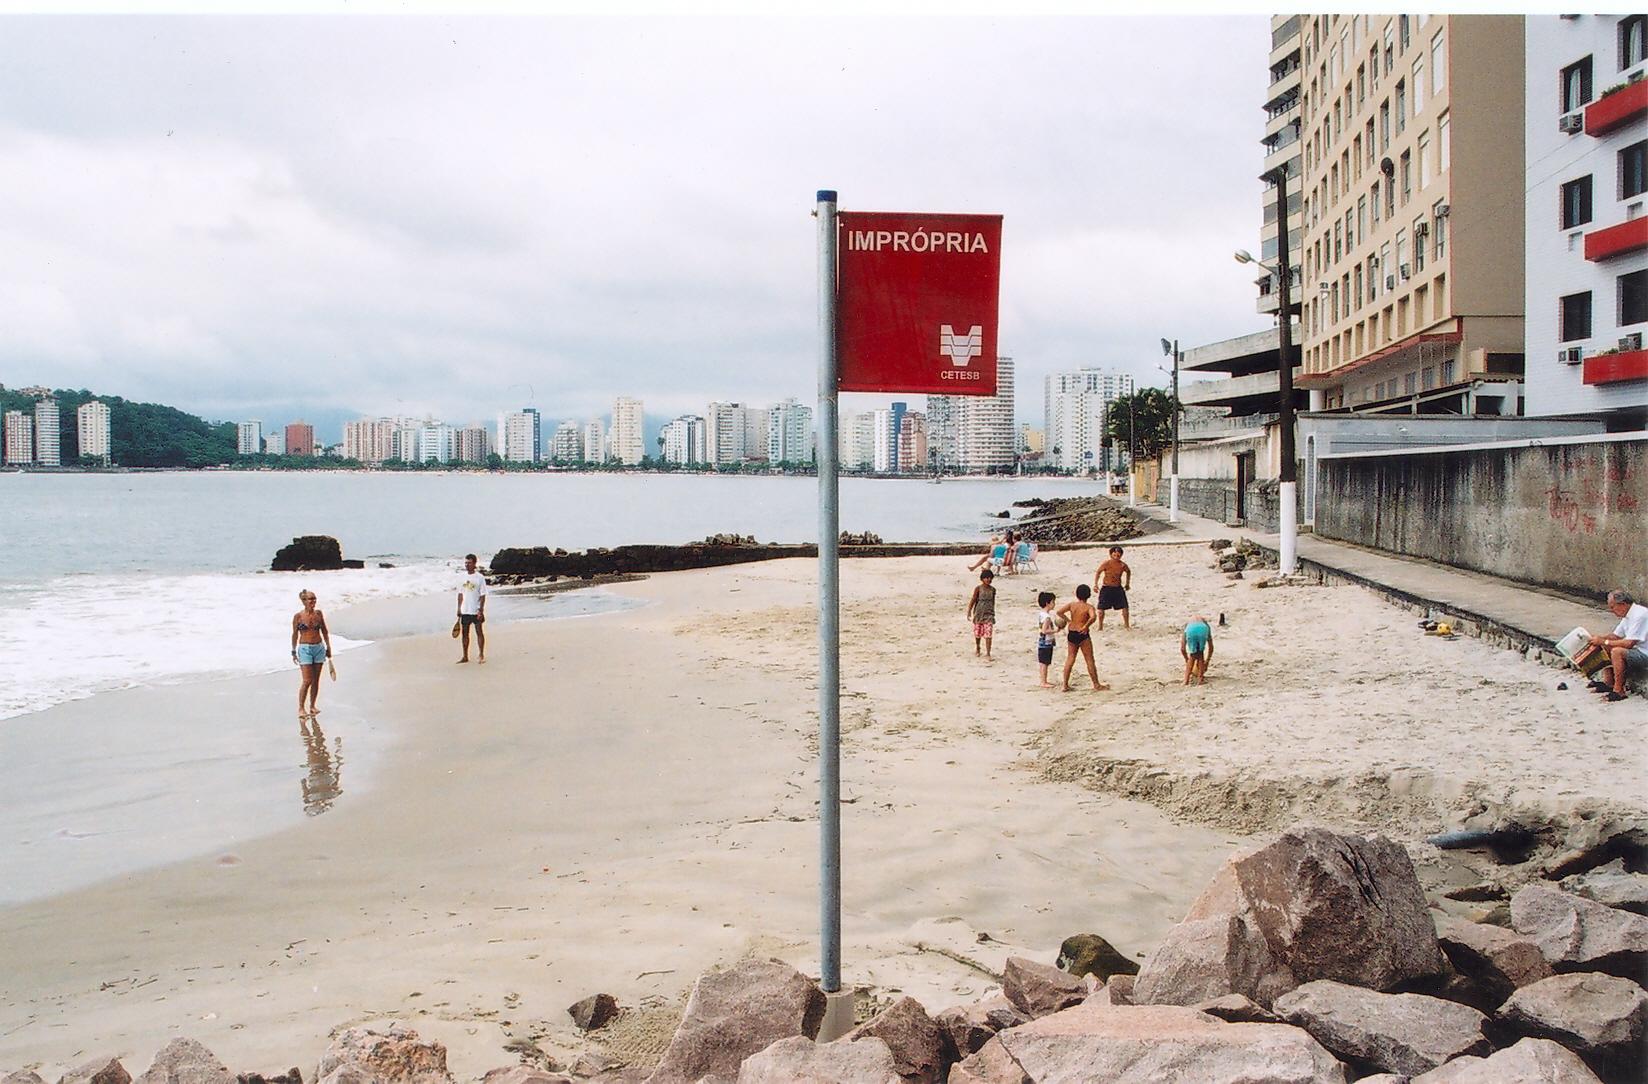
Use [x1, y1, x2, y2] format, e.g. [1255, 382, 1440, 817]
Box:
[1119, 497, 1618, 659]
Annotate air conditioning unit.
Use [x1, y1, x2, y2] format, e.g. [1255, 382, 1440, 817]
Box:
[1435, 203, 1450, 217]
[1399, 264, 1412, 280]
[1558, 347, 1584, 365]
[1559, 112, 1585, 134]
[1415, 222, 1429, 237]
[1385, 274, 1397, 290]
[1621, 332, 1644, 351]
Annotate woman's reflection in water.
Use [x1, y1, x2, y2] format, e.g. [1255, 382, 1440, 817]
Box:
[299, 718, 342, 815]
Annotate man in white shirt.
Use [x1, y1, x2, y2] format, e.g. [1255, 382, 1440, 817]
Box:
[457, 553, 488, 664]
[1588, 589, 1648, 702]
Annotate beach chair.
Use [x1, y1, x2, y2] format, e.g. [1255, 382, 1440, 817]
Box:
[987, 542, 1008, 573]
[1016, 541, 1039, 573]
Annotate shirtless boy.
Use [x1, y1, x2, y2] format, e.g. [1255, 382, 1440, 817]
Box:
[1057, 584, 1109, 691]
[1093, 546, 1132, 630]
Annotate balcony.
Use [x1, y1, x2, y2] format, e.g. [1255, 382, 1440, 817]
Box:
[1264, 67, 1302, 111]
[1584, 217, 1648, 262]
[1582, 348, 1648, 385]
[1262, 140, 1301, 178]
[1585, 79, 1648, 136]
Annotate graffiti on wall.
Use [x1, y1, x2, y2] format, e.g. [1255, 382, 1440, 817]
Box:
[1546, 453, 1638, 535]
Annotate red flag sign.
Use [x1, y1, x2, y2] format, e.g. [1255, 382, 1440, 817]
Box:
[837, 211, 1002, 396]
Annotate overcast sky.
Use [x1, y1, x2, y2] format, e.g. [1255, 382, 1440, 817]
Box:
[0, 14, 1273, 430]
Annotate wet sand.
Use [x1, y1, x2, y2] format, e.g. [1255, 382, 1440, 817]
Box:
[3, 543, 1639, 1078]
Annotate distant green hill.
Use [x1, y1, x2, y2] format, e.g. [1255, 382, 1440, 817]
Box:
[0, 387, 236, 467]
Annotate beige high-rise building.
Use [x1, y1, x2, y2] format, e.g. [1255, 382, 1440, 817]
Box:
[78, 400, 111, 464]
[610, 396, 645, 466]
[1296, 15, 1526, 412]
[1258, 15, 1305, 316]
[4, 410, 33, 465]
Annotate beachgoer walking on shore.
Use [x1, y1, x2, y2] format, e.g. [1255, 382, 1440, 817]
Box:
[968, 535, 1006, 573]
[291, 589, 333, 719]
[457, 553, 488, 664]
[1181, 614, 1214, 685]
[967, 569, 998, 661]
[1588, 589, 1647, 702]
[1036, 591, 1058, 688]
[1094, 546, 1132, 630]
[1058, 584, 1108, 691]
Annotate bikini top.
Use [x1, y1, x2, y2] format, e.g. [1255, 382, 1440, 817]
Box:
[296, 616, 321, 631]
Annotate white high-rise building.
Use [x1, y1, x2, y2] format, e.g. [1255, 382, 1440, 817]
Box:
[611, 397, 645, 465]
[4, 410, 33, 465]
[871, 408, 898, 473]
[582, 419, 608, 463]
[78, 400, 111, 464]
[390, 425, 418, 462]
[497, 410, 540, 463]
[33, 399, 60, 466]
[237, 420, 263, 457]
[838, 411, 878, 471]
[661, 415, 708, 465]
[1043, 368, 1135, 471]
[928, 355, 1017, 473]
[418, 424, 456, 464]
[549, 420, 584, 462]
[767, 399, 813, 465]
[263, 431, 285, 456]
[705, 402, 749, 465]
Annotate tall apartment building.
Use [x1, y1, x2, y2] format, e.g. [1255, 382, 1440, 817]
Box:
[582, 419, 608, 464]
[4, 410, 33, 465]
[343, 418, 397, 464]
[456, 425, 490, 464]
[767, 398, 814, 465]
[929, 355, 1016, 473]
[418, 423, 455, 464]
[838, 411, 879, 471]
[660, 415, 708, 464]
[610, 396, 645, 465]
[1296, 15, 1526, 413]
[237, 420, 263, 456]
[549, 420, 584, 462]
[285, 421, 316, 457]
[264, 431, 286, 456]
[33, 398, 60, 466]
[497, 410, 540, 463]
[1524, 14, 1648, 422]
[706, 402, 769, 466]
[1258, 14, 1306, 316]
[78, 400, 111, 464]
[897, 411, 929, 473]
[1043, 369, 1135, 471]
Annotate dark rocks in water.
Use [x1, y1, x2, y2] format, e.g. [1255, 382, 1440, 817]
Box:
[270, 536, 344, 572]
[700, 533, 756, 546]
[841, 531, 884, 545]
[378, 562, 395, 569]
[236, 1072, 302, 1084]
[1011, 497, 1143, 543]
[341, 559, 365, 569]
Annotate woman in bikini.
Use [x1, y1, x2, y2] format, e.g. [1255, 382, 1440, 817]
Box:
[291, 589, 333, 719]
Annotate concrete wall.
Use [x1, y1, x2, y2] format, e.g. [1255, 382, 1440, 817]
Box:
[1153, 477, 1304, 533]
[1316, 434, 1647, 598]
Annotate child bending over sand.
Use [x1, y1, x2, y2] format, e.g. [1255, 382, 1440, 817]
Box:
[1181, 615, 1214, 685]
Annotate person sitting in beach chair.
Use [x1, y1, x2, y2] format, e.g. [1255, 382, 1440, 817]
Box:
[1000, 531, 1019, 575]
[1015, 538, 1039, 573]
[968, 535, 1009, 574]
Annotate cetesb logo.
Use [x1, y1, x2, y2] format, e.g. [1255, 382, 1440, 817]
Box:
[940, 325, 984, 368]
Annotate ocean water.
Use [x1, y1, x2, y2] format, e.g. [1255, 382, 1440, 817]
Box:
[0, 470, 1103, 720]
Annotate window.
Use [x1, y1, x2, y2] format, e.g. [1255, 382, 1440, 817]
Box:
[1370, 45, 1380, 83]
[1622, 15, 1646, 70]
[1371, 180, 1382, 224]
[1623, 140, 1647, 199]
[1404, 372, 1418, 396]
[1560, 291, 1593, 342]
[1419, 132, 1432, 189]
[1442, 358, 1457, 384]
[1368, 254, 1380, 299]
[1397, 229, 1408, 276]
[1422, 366, 1436, 390]
[1358, 194, 1368, 238]
[1357, 65, 1366, 107]
[1413, 58, 1425, 114]
[1561, 57, 1593, 113]
[1385, 174, 1396, 218]
[1354, 265, 1364, 309]
[1345, 209, 1354, 249]
[1396, 80, 1407, 133]
[1622, 270, 1646, 327]
[1366, 120, 1376, 166]
[1439, 112, 1450, 171]
[1399, 15, 1410, 52]
[1433, 200, 1447, 260]
[1400, 150, 1412, 204]
[1561, 176, 1593, 229]
[1334, 219, 1342, 263]
[1413, 216, 1427, 273]
[1330, 45, 1340, 83]
[1380, 100, 1391, 148]
[1384, 24, 1395, 72]
[1432, 32, 1447, 91]
[1340, 29, 1350, 76]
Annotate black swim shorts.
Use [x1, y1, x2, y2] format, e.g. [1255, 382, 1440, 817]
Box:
[1098, 585, 1128, 611]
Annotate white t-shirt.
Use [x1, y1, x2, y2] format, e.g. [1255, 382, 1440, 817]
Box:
[1613, 602, 1648, 648]
[1038, 610, 1057, 645]
[458, 568, 488, 615]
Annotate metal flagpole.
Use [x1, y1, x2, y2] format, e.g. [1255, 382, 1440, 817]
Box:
[814, 190, 842, 1000]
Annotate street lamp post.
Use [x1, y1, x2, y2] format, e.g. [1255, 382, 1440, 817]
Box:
[1127, 396, 1137, 507]
[1160, 337, 1181, 523]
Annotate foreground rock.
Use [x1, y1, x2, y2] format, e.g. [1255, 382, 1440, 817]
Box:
[647, 958, 825, 1084]
[933, 997, 1029, 1059]
[5, 1074, 46, 1084]
[136, 1040, 235, 1084]
[567, 993, 619, 1031]
[1135, 826, 1445, 1007]
[60, 1060, 131, 1084]
[1437, 914, 1555, 1005]
[1056, 934, 1140, 981]
[271, 536, 349, 572]
[844, 996, 948, 1084]
[1004, 497, 1144, 544]
[1272, 980, 1489, 1076]
[1194, 994, 1282, 1024]
[477, 1070, 571, 1084]
[1511, 885, 1648, 979]
[1002, 957, 1086, 1018]
[949, 1002, 1346, 1083]
[734, 1036, 898, 1083]
[1561, 865, 1648, 916]
[316, 1024, 452, 1084]
[1498, 973, 1648, 1080]
[1411, 1037, 1604, 1082]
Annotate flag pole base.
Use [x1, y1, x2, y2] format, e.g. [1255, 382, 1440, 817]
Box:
[817, 987, 857, 1041]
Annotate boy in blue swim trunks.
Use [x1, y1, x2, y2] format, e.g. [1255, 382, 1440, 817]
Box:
[1181, 615, 1214, 685]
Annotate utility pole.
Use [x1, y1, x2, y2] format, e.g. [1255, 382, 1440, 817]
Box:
[1161, 338, 1181, 522]
[1127, 396, 1137, 507]
[1270, 162, 1299, 576]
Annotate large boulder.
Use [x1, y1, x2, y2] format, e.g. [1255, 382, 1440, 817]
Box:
[733, 1036, 898, 1084]
[59, 1059, 130, 1084]
[1498, 973, 1648, 1081]
[316, 1023, 452, 1084]
[1561, 866, 1648, 917]
[1002, 957, 1085, 1018]
[844, 996, 948, 1084]
[948, 1002, 1346, 1083]
[1413, 1037, 1604, 1082]
[1511, 885, 1648, 979]
[271, 536, 345, 572]
[1437, 915, 1556, 1005]
[647, 957, 825, 1084]
[1055, 935, 1140, 981]
[1272, 980, 1489, 1077]
[932, 996, 1028, 1059]
[567, 993, 619, 1031]
[1135, 827, 1444, 1008]
[136, 1040, 235, 1084]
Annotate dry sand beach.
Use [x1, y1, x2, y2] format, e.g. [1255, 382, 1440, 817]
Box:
[2, 543, 1643, 1078]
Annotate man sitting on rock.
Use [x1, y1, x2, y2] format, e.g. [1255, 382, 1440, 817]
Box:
[1587, 589, 1648, 702]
